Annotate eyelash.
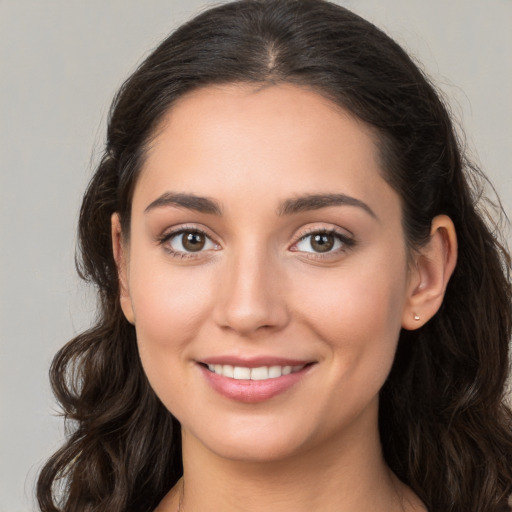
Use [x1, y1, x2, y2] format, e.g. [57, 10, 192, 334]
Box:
[157, 226, 356, 259]
[157, 225, 219, 259]
[290, 228, 356, 259]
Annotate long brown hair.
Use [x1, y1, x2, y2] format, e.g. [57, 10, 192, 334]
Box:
[37, 1, 512, 511]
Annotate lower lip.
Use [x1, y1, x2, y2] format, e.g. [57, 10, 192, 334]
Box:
[198, 364, 312, 403]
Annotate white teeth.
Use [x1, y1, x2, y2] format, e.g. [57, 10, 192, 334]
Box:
[223, 364, 234, 378]
[206, 364, 305, 380]
[233, 366, 251, 379]
[250, 367, 268, 380]
[268, 366, 282, 378]
[282, 365, 292, 375]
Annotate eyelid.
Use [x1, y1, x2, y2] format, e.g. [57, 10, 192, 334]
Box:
[289, 226, 356, 255]
[156, 223, 355, 258]
[157, 224, 221, 256]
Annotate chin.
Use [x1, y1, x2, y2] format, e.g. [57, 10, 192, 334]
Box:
[183, 413, 318, 464]
[207, 435, 308, 464]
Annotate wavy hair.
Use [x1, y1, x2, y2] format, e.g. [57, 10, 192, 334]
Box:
[37, 1, 512, 511]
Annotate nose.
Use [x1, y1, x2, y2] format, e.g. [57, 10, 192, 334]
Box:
[213, 248, 289, 337]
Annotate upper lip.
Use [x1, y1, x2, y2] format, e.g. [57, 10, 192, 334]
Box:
[199, 356, 315, 368]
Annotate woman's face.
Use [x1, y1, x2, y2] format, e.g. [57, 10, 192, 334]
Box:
[117, 84, 417, 462]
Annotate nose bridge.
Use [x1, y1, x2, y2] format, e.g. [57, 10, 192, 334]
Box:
[214, 239, 287, 335]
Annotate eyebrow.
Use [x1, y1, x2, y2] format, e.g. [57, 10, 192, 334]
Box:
[278, 193, 377, 219]
[144, 191, 376, 219]
[144, 192, 222, 215]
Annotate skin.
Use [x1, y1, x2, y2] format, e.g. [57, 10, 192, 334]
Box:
[112, 83, 457, 512]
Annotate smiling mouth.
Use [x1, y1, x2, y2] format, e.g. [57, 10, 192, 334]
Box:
[202, 363, 311, 381]
[198, 360, 316, 402]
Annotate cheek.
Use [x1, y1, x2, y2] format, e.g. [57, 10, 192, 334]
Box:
[127, 253, 215, 390]
[294, 256, 407, 381]
[298, 261, 406, 329]
[291, 268, 406, 432]
[131, 257, 213, 339]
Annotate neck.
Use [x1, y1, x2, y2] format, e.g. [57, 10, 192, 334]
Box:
[158, 405, 423, 512]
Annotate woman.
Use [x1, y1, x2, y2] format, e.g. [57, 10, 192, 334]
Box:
[37, 1, 512, 511]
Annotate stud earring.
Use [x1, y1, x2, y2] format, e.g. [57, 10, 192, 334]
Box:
[413, 313, 420, 321]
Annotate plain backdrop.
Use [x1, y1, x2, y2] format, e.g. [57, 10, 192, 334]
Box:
[1, 1, 511, 510]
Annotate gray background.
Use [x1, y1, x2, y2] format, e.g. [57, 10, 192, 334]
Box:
[1, 0, 511, 510]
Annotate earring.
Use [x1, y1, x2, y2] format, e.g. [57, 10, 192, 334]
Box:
[413, 313, 420, 321]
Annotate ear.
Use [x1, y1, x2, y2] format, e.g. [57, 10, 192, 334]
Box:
[402, 215, 457, 330]
[111, 213, 135, 324]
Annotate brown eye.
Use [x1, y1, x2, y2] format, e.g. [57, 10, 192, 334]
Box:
[182, 232, 206, 252]
[165, 229, 217, 254]
[310, 233, 335, 252]
[293, 230, 353, 255]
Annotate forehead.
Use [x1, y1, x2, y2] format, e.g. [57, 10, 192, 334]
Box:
[133, 83, 397, 219]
